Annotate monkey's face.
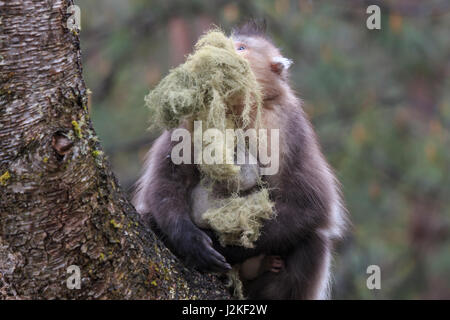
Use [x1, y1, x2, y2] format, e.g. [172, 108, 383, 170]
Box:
[232, 36, 292, 100]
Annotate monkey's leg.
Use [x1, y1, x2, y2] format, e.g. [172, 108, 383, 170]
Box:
[245, 234, 331, 300]
[135, 132, 231, 272]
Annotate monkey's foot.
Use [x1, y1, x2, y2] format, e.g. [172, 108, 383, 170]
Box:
[267, 255, 284, 273]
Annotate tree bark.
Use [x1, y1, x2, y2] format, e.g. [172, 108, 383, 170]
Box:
[0, 0, 229, 299]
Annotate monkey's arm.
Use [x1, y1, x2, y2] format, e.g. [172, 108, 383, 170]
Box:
[135, 131, 231, 272]
[257, 195, 328, 253]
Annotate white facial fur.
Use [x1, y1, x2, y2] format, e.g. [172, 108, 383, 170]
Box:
[272, 56, 293, 71]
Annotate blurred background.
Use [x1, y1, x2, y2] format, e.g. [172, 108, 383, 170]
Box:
[77, 0, 450, 299]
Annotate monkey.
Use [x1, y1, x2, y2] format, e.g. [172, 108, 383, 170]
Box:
[133, 126, 283, 281]
[133, 21, 347, 299]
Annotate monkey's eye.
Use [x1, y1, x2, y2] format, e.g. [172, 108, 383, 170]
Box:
[237, 46, 246, 51]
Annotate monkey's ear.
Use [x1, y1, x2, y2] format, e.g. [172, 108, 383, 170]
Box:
[270, 56, 293, 75]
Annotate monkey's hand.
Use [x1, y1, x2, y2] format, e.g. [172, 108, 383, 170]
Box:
[203, 229, 261, 264]
[174, 222, 232, 273]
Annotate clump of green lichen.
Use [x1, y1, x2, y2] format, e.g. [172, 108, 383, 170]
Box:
[92, 150, 102, 158]
[0, 171, 11, 186]
[110, 219, 122, 229]
[72, 120, 83, 138]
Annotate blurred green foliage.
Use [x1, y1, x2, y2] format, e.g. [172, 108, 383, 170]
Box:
[77, 0, 450, 299]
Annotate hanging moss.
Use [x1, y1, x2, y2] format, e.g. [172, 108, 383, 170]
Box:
[145, 29, 262, 131]
[226, 266, 246, 300]
[145, 29, 265, 182]
[203, 189, 275, 248]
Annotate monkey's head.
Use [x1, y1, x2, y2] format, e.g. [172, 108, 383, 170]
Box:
[231, 21, 292, 101]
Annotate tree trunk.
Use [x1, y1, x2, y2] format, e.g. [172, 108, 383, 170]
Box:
[0, 0, 229, 300]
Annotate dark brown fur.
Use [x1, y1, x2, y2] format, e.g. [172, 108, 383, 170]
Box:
[134, 22, 346, 299]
